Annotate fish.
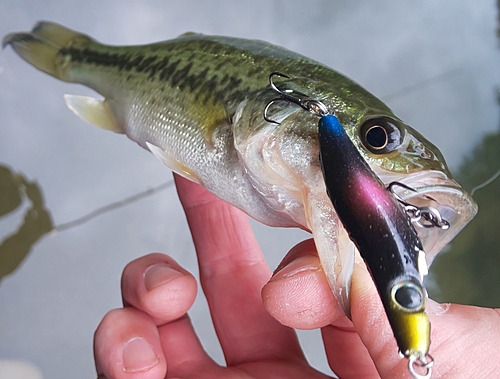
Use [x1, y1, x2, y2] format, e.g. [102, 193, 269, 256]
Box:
[3, 21, 477, 373]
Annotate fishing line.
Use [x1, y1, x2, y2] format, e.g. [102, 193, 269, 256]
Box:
[54, 180, 174, 232]
[381, 68, 463, 102]
[471, 167, 500, 196]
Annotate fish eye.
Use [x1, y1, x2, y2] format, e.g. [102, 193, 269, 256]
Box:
[360, 118, 402, 154]
[391, 282, 424, 312]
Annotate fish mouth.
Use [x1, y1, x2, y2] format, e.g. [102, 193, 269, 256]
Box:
[379, 170, 478, 266]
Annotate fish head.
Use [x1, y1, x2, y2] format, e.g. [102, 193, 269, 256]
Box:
[261, 75, 477, 266]
[277, 70, 479, 267]
[235, 74, 477, 276]
[343, 111, 477, 266]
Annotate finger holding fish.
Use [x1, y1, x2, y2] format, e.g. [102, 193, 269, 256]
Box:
[264, 244, 500, 379]
[94, 241, 500, 379]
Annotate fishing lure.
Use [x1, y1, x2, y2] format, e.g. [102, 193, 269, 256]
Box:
[265, 73, 435, 378]
[319, 114, 433, 379]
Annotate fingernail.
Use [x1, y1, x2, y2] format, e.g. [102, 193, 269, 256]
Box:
[426, 299, 451, 315]
[270, 256, 319, 282]
[144, 264, 183, 291]
[122, 337, 159, 372]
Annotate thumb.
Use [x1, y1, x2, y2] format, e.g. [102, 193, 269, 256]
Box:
[262, 239, 344, 329]
[262, 242, 413, 377]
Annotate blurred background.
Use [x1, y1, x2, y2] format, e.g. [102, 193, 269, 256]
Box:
[1, 1, 499, 378]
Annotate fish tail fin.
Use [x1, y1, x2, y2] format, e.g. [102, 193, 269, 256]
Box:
[3, 21, 92, 81]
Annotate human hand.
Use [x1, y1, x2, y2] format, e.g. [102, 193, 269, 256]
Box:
[94, 175, 500, 378]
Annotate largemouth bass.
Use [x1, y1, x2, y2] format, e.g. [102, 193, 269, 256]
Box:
[4, 22, 477, 376]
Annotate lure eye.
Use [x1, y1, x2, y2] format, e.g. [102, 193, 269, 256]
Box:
[391, 282, 425, 312]
[360, 118, 402, 154]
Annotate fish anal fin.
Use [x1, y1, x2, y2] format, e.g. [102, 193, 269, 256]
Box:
[146, 142, 201, 184]
[64, 94, 123, 133]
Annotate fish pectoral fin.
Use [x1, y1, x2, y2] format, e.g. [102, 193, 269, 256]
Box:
[304, 189, 355, 316]
[64, 94, 123, 133]
[146, 142, 202, 185]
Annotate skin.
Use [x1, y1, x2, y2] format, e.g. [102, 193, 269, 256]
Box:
[94, 175, 500, 379]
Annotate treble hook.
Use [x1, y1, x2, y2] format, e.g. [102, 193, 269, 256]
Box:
[263, 72, 329, 124]
[387, 182, 450, 230]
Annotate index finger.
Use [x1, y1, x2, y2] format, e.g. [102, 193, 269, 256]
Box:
[174, 174, 304, 366]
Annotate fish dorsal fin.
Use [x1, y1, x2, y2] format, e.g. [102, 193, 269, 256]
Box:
[178, 31, 202, 38]
[64, 94, 123, 133]
[146, 142, 202, 184]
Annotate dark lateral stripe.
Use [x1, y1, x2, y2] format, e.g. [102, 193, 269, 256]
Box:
[59, 46, 249, 104]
